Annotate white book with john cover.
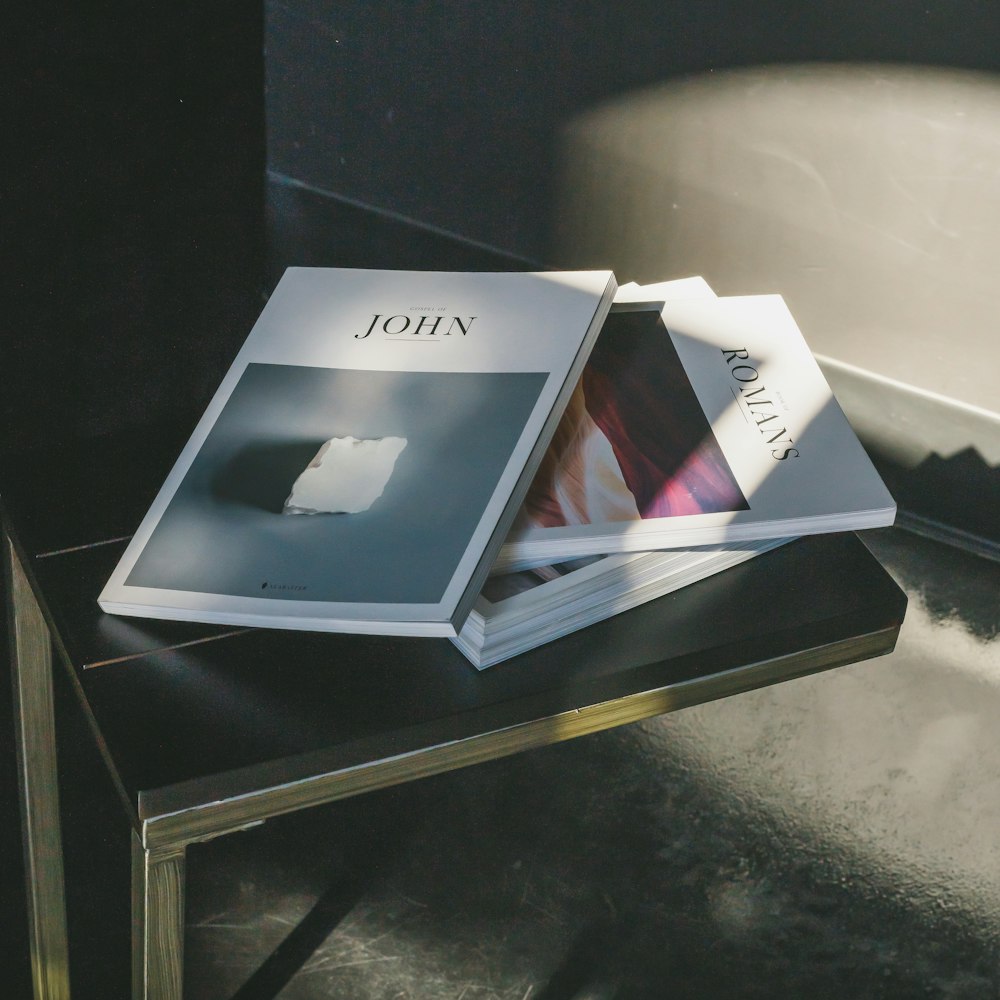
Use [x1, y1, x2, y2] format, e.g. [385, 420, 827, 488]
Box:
[98, 267, 616, 636]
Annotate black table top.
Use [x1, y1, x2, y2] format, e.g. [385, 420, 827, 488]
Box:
[1, 418, 907, 831]
[1, 185, 907, 838]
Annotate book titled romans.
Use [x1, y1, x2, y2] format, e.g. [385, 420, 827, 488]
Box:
[98, 267, 617, 636]
[496, 291, 896, 571]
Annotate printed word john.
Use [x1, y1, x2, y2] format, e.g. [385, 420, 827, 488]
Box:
[356, 314, 477, 339]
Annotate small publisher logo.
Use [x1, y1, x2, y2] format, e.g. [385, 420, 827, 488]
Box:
[261, 581, 307, 592]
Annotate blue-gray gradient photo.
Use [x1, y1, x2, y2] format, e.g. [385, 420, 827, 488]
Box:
[127, 363, 547, 604]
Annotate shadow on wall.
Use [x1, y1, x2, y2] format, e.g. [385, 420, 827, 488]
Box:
[265, 1, 1000, 265]
[551, 63, 1000, 552]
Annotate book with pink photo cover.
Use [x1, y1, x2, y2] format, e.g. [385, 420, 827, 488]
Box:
[447, 276, 794, 668]
[495, 285, 894, 571]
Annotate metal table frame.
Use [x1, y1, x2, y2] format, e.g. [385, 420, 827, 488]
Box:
[5, 519, 905, 1000]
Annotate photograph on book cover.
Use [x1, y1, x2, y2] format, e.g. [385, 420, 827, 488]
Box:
[126, 362, 546, 604]
[516, 303, 749, 533]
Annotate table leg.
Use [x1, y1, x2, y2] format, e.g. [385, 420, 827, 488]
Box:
[5, 535, 71, 1000]
[132, 834, 186, 1000]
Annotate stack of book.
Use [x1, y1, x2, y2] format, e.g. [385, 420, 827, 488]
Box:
[98, 268, 895, 668]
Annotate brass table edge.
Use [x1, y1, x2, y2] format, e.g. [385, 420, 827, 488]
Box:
[141, 625, 897, 852]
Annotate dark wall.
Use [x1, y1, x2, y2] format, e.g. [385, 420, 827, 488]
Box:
[265, 0, 1000, 263]
[6, 3, 266, 454]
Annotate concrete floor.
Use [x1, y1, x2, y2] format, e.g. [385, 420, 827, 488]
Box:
[4, 525, 999, 998]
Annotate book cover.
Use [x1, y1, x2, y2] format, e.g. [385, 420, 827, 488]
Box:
[98, 267, 616, 636]
[497, 293, 895, 569]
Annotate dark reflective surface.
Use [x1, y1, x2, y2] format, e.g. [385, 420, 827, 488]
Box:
[11, 518, 904, 816]
[177, 527, 999, 999]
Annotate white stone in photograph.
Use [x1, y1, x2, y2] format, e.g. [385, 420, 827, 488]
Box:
[283, 436, 408, 515]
